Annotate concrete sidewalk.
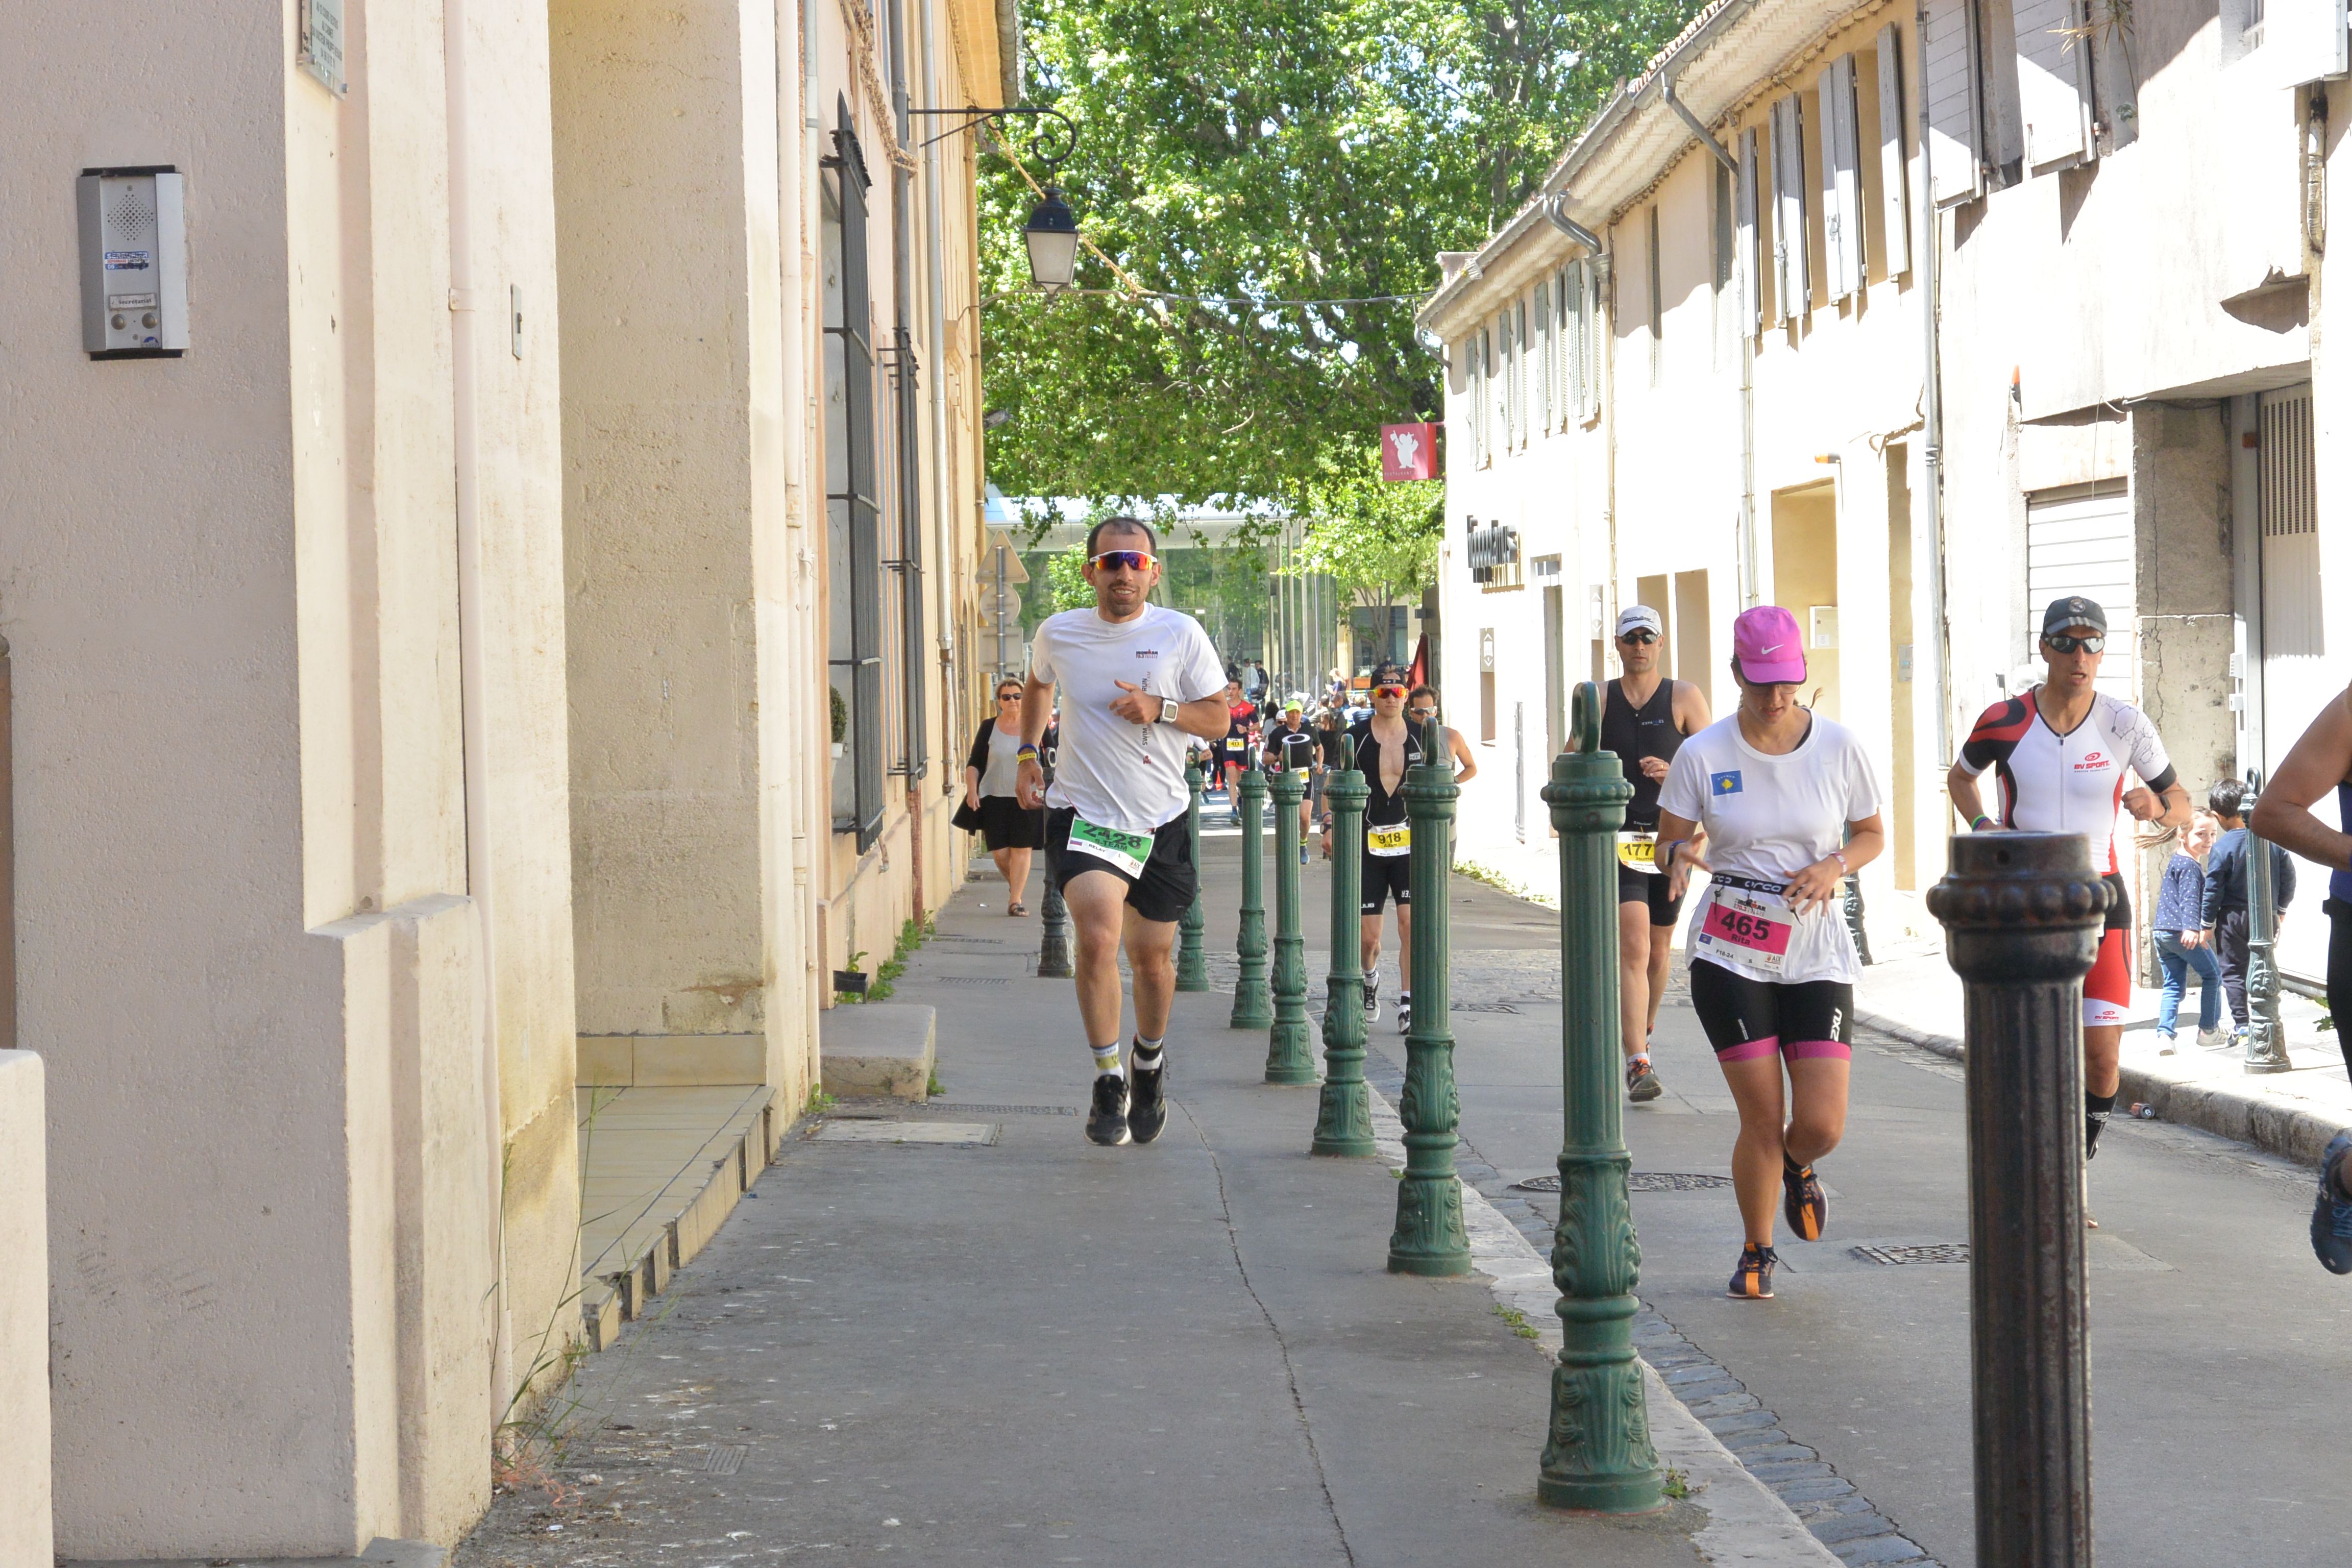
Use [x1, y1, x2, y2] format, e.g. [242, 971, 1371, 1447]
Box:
[1856, 948, 2352, 1168]
[454, 838, 1838, 1567]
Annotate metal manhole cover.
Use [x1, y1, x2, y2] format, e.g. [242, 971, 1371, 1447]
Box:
[1451, 1001, 1521, 1014]
[1853, 1241, 1970, 1266]
[1511, 1172, 1736, 1193]
[927, 1102, 1079, 1116]
[703, 1444, 749, 1475]
[939, 975, 1010, 986]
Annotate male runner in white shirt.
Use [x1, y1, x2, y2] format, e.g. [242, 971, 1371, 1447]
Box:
[1018, 518, 1231, 1146]
[1948, 596, 2190, 1173]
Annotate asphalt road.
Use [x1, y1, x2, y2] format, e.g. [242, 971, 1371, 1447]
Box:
[1414, 842, 2352, 1568]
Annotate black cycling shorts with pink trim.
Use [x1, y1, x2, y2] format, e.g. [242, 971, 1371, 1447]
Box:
[1688, 957, 1854, 1063]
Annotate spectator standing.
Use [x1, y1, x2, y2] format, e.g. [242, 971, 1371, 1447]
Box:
[2149, 813, 2226, 1054]
[2201, 778, 2298, 1039]
[960, 679, 1048, 914]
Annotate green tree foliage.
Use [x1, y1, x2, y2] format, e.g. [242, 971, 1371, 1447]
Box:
[1045, 544, 1098, 611]
[978, 0, 1703, 506]
[1292, 466, 1444, 609]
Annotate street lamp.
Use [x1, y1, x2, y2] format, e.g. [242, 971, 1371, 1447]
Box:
[907, 104, 1085, 294]
[1022, 189, 1081, 291]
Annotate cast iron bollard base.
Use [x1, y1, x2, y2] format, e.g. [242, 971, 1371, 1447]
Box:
[1927, 831, 2106, 1568]
[1266, 768, 1318, 1082]
[1387, 752, 1472, 1277]
[1177, 759, 1211, 992]
[2244, 795, 2289, 1073]
[1313, 767, 1378, 1155]
[1230, 767, 1273, 1028]
[1037, 845, 1074, 979]
[1536, 682, 1662, 1512]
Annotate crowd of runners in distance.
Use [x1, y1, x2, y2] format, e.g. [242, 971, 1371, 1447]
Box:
[1012, 518, 2352, 1287]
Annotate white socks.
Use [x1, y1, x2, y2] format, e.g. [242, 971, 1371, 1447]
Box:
[1091, 1042, 1123, 1078]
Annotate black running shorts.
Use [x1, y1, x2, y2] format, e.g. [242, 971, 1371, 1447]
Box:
[1616, 864, 1685, 925]
[1360, 849, 1411, 916]
[1688, 958, 1854, 1064]
[1047, 807, 1197, 924]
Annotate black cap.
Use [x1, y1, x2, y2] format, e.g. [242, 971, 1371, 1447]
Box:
[1371, 662, 1410, 685]
[2041, 596, 2107, 637]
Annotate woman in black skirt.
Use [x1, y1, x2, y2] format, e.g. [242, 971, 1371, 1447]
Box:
[962, 680, 1047, 914]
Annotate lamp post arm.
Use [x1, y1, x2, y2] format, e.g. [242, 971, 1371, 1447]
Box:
[908, 105, 1077, 168]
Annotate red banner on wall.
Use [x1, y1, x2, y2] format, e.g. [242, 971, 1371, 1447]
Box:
[1379, 422, 1441, 482]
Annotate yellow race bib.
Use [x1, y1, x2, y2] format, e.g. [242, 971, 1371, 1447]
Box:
[1366, 823, 1411, 857]
[1615, 831, 1660, 874]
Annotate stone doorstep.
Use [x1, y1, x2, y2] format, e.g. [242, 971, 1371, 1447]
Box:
[577, 1032, 766, 1087]
[1858, 1008, 2349, 1168]
[818, 1002, 936, 1102]
[579, 1088, 777, 1348]
[66, 1540, 445, 1568]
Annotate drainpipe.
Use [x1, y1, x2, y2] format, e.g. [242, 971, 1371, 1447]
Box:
[886, 0, 927, 924]
[443, 0, 514, 1417]
[1915, 5, 1953, 773]
[921, 0, 957, 892]
[775, 0, 815, 1089]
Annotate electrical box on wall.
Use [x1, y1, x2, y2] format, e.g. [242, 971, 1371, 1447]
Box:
[78, 166, 188, 359]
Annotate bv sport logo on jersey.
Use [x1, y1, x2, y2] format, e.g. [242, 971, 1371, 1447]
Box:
[2073, 750, 2111, 772]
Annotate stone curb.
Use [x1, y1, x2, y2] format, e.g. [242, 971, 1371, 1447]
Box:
[1854, 1009, 2349, 1170]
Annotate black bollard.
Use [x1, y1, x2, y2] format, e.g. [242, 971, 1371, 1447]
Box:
[1037, 845, 1074, 978]
[1926, 832, 2107, 1568]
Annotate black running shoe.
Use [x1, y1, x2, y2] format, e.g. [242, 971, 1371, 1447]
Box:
[2314, 1130, 2352, 1275]
[1129, 1051, 1168, 1144]
[1728, 1243, 1777, 1300]
[1086, 1073, 1131, 1146]
[1625, 1058, 1663, 1103]
[1781, 1159, 1827, 1241]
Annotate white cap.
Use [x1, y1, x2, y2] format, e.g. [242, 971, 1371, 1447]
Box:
[1615, 605, 1663, 638]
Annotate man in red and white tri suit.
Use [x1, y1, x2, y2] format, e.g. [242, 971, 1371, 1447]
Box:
[1948, 597, 2191, 1164]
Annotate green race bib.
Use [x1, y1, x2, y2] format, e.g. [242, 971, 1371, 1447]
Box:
[1067, 816, 1154, 878]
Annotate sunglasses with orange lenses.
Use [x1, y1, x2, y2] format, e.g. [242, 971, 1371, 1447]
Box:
[1089, 549, 1158, 572]
[1371, 684, 1407, 699]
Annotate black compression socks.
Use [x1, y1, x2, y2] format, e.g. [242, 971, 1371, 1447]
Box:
[2085, 1091, 2117, 1158]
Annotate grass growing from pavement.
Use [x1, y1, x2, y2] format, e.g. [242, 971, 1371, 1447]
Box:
[1491, 1303, 1540, 1341]
[838, 915, 936, 1003]
[1454, 858, 1557, 910]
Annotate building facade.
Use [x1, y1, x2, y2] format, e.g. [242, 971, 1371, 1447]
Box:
[1, 0, 1009, 1553]
[1424, 0, 2346, 966]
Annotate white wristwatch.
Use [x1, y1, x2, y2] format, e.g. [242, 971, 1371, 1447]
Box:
[1158, 697, 1179, 724]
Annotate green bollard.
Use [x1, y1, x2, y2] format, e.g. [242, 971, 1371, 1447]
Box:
[1229, 766, 1272, 1028]
[1387, 749, 1472, 1277]
[1536, 681, 1662, 1512]
[1177, 758, 1211, 992]
[1312, 764, 1377, 1155]
[1265, 768, 1317, 1083]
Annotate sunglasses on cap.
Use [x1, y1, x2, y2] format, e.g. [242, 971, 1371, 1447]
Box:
[1618, 629, 1658, 645]
[2043, 633, 2105, 655]
[1089, 549, 1158, 572]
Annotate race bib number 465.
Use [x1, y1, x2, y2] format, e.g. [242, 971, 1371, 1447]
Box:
[1696, 885, 1794, 973]
[1066, 817, 1153, 878]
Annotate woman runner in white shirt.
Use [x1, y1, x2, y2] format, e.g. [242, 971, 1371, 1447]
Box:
[1654, 606, 1887, 1302]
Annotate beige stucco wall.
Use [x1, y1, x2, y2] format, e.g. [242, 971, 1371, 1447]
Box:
[0, 0, 577, 1553]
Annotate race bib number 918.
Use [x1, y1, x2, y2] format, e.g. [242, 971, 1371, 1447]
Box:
[1366, 824, 1411, 857]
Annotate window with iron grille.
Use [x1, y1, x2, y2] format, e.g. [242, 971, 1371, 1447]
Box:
[824, 107, 887, 849]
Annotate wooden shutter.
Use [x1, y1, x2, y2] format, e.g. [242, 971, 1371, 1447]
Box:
[1534, 279, 1552, 433]
[1770, 96, 1810, 319]
[1737, 127, 1762, 335]
[1822, 57, 1865, 301]
[1923, 0, 1984, 205]
[1878, 25, 1913, 277]
[2013, 0, 2092, 169]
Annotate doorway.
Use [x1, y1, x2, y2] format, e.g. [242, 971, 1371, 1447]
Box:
[1769, 484, 1841, 720]
[1886, 447, 1917, 889]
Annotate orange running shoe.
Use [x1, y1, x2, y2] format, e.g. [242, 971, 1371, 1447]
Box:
[1782, 1157, 1827, 1242]
[1728, 1243, 1777, 1300]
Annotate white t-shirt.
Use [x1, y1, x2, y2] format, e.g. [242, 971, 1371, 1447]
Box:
[1656, 714, 1883, 985]
[1028, 603, 1227, 835]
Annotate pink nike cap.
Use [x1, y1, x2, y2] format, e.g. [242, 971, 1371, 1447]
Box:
[1732, 605, 1807, 685]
